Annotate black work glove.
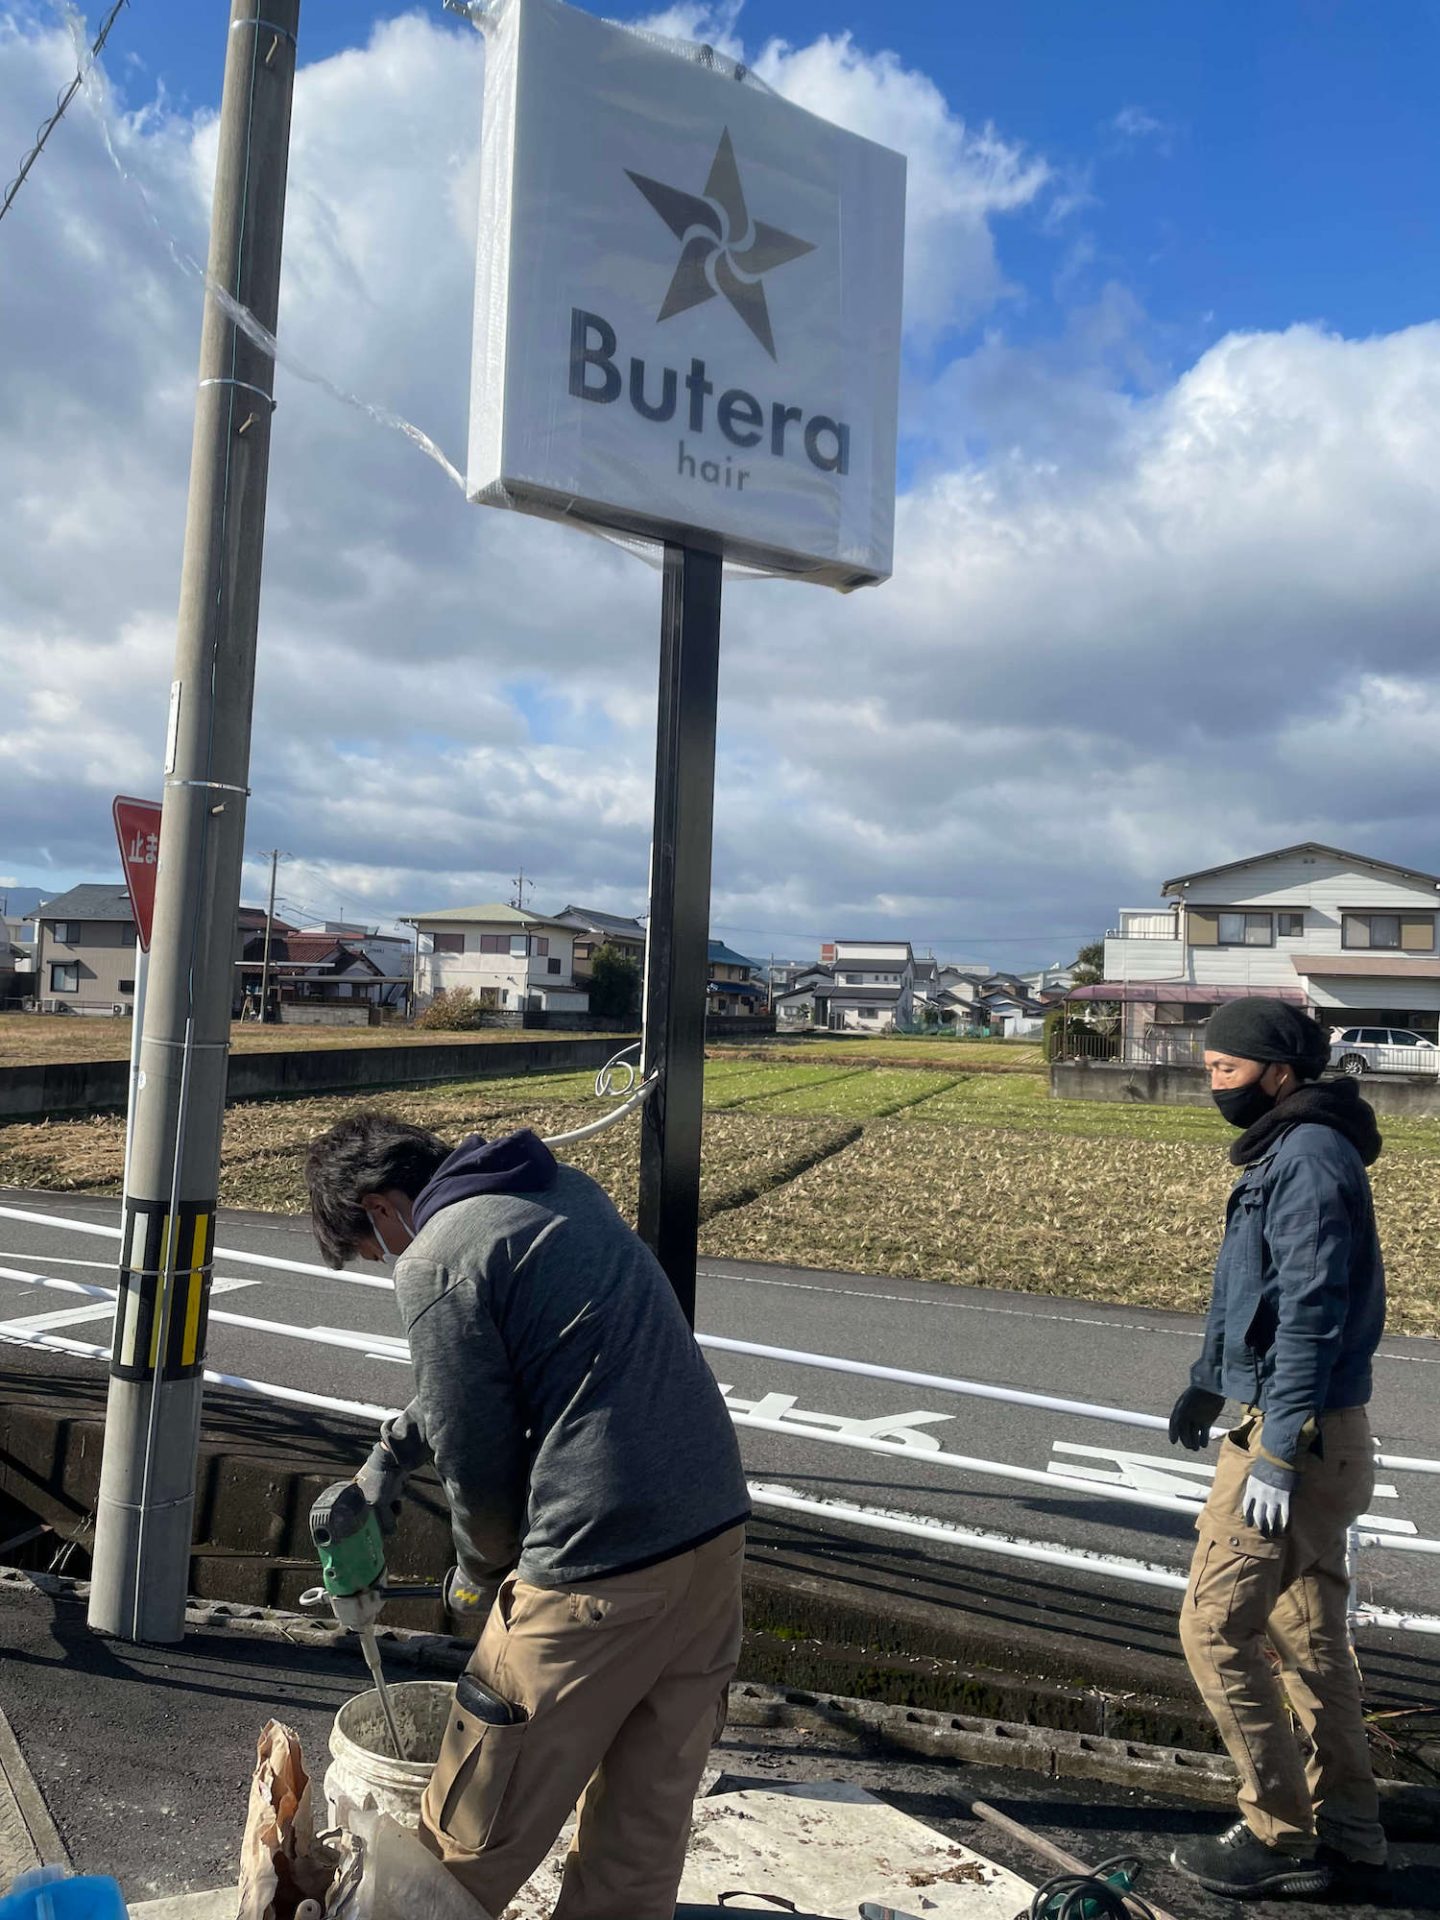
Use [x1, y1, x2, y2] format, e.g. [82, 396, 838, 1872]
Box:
[354, 1439, 408, 1536]
[1168, 1386, 1225, 1451]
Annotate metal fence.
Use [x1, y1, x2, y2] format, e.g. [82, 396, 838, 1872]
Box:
[1, 1201, 1437, 1637]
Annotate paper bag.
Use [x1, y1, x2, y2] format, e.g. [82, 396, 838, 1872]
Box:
[237, 1720, 339, 1920]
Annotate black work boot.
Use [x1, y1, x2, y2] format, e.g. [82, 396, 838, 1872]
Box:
[1171, 1822, 1334, 1899]
[1315, 1845, 1393, 1905]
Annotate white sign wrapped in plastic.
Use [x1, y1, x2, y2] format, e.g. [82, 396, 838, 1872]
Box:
[467, 0, 906, 591]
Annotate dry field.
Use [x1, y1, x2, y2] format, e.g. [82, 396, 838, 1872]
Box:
[0, 1015, 629, 1068]
[2, 1055, 1436, 1333]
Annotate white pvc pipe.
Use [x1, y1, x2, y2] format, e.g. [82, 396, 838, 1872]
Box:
[746, 1484, 1192, 1592]
[748, 1484, 1440, 1633]
[731, 1411, 1440, 1554]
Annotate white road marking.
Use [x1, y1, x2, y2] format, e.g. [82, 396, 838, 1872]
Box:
[1, 1275, 258, 1334]
[1047, 1441, 1414, 1534]
[717, 1385, 953, 1452]
[697, 1267, 1440, 1365]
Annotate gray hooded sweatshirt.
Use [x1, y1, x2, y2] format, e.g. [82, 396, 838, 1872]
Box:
[380, 1132, 749, 1590]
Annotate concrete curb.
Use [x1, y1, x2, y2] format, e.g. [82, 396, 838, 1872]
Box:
[0, 1701, 69, 1886]
[4, 1568, 1436, 1840]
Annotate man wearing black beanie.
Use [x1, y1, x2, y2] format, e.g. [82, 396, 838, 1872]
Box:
[1167, 997, 1388, 1900]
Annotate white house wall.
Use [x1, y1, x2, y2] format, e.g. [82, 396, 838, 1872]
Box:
[1104, 851, 1440, 1010]
[1172, 850, 1440, 913]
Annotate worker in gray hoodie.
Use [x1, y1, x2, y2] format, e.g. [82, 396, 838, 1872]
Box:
[305, 1112, 750, 1920]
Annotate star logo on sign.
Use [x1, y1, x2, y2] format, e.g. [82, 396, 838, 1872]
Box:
[626, 128, 814, 361]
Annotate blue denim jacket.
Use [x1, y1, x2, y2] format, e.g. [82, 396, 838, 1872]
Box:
[1190, 1120, 1386, 1466]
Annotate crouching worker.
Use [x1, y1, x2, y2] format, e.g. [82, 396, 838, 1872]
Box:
[1167, 999, 1388, 1901]
[305, 1113, 750, 1920]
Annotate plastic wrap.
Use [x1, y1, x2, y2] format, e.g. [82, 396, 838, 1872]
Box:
[467, 0, 906, 591]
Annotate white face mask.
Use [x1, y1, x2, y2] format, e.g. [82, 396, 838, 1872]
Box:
[370, 1211, 415, 1262]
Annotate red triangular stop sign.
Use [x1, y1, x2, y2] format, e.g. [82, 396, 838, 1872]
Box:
[113, 796, 162, 953]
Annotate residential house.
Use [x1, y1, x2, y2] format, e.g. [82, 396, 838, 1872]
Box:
[707, 940, 767, 1016]
[1084, 842, 1440, 1064]
[824, 939, 915, 1031]
[1022, 963, 1077, 996]
[553, 906, 646, 982]
[975, 980, 1049, 1038]
[299, 922, 413, 1010]
[912, 956, 940, 997]
[30, 885, 139, 1014]
[236, 931, 388, 1017]
[404, 904, 590, 1014]
[1, 911, 37, 1007]
[774, 964, 833, 1028]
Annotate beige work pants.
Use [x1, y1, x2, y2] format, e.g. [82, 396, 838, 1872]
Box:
[419, 1525, 745, 1920]
[1179, 1408, 1385, 1865]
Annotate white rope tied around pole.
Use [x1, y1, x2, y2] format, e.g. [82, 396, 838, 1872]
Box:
[540, 1041, 658, 1147]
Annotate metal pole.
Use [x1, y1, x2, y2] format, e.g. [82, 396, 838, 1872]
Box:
[637, 544, 722, 1327]
[257, 848, 280, 1020]
[88, 0, 300, 1644]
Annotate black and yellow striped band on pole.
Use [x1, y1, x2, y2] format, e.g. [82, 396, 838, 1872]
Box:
[111, 1199, 216, 1382]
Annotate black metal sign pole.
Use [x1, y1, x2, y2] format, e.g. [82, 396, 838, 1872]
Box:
[638, 543, 723, 1327]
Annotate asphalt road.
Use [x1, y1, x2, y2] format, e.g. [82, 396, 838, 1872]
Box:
[0, 1187, 1436, 1621]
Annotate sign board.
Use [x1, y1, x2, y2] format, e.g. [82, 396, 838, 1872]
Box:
[468, 0, 906, 590]
[113, 796, 162, 952]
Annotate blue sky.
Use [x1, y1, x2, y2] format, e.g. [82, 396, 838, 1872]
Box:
[3, 0, 1438, 964]
[126, 0, 1439, 354]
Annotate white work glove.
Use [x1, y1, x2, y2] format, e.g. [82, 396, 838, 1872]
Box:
[444, 1565, 502, 1620]
[1243, 1464, 1295, 1540]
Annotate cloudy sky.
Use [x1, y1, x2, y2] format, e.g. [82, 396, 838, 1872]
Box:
[2, 1, 1437, 967]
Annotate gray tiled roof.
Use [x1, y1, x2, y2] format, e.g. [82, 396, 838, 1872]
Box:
[557, 905, 646, 937]
[826, 983, 904, 1003]
[29, 884, 133, 924]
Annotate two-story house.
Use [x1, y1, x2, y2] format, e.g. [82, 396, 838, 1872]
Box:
[2, 909, 37, 1007]
[774, 964, 833, 1027]
[553, 906, 646, 982]
[1085, 842, 1440, 1063]
[825, 939, 916, 1031]
[404, 904, 590, 1015]
[30, 885, 139, 1014]
[707, 940, 767, 1016]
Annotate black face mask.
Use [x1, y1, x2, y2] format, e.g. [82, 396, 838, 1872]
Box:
[1213, 1081, 1278, 1129]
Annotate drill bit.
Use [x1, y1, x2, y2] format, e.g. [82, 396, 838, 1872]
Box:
[358, 1624, 408, 1760]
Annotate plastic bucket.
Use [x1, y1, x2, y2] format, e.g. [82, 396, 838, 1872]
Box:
[325, 1680, 453, 1833]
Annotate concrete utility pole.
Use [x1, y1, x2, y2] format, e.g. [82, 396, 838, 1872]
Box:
[257, 848, 284, 1020]
[88, 0, 300, 1645]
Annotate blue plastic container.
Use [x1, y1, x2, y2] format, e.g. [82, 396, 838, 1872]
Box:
[0, 1871, 128, 1920]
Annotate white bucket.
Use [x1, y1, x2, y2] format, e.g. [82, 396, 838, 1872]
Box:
[325, 1680, 454, 1834]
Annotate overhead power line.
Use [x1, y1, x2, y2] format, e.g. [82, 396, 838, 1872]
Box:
[1, 0, 129, 232]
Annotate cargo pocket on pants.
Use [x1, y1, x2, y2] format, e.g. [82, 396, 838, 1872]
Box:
[431, 1707, 528, 1854]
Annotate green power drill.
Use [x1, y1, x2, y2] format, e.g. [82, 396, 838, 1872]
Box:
[302, 1479, 409, 1760]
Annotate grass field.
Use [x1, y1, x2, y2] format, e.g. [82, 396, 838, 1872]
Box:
[2, 1052, 1436, 1333]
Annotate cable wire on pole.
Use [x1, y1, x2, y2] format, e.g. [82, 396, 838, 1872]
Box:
[1, 0, 129, 230]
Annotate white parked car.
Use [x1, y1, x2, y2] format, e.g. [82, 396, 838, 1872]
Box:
[1328, 1026, 1440, 1076]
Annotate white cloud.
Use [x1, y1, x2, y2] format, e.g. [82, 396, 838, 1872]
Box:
[2, 8, 1439, 966]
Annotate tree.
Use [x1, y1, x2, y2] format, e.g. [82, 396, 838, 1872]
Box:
[1070, 939, 1106, 988]
[588, 942, 641, 1021]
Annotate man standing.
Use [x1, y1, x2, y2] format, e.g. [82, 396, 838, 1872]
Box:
[1167, 999, 1388, 1900]
[305, 1113, 750, 1920]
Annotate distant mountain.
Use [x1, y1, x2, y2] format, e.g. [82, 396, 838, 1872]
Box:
[0, 887, 52, 919]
